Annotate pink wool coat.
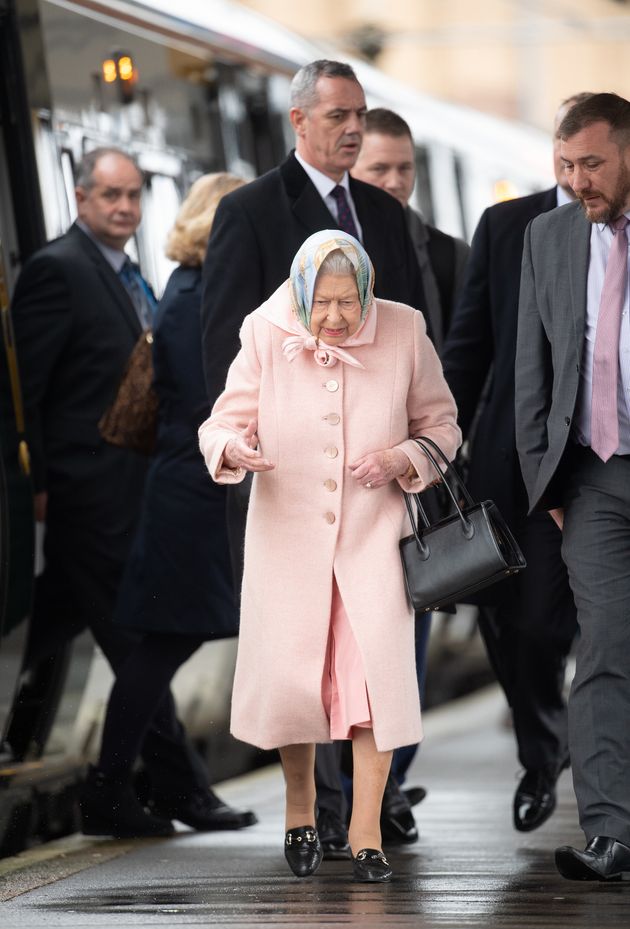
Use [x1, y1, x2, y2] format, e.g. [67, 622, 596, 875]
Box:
[199, 284, 461, 752]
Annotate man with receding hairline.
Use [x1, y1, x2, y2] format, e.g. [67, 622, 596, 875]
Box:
[516, 92, 630, 880]
[11, 147, 254, 840]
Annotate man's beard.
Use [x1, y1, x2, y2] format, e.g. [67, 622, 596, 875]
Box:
[578, 162, 630, 223]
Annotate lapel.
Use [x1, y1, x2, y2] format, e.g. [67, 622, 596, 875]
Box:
[566, 203, 590, 356]
[405, 206, 443, 353]
[280, 153, 338, 234]
[350, 177, 387, 268]
[69, 224, 142, 339]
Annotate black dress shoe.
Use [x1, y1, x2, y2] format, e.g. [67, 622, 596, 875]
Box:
[403, 786, 427, 807]
[555, 836, 630, 881]
[284, 825, 323, 877]
[151, 787, 257, 831]
[380, 774, 418, 844]
[316, 808, 351, 859]
[352, 848, 393, 883]
[513, 769, 557, 832]
[80, 766, 174, 838]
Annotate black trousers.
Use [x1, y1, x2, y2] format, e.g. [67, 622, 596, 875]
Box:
[97, 631, 206, 797]
[478, 509, 576, 774]
[25, 520, 209, 800]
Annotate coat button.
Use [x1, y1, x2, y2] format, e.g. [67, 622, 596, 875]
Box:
[324, 413, 340, 424]
[324, 511, 336, 524]
[565, 416, 571, 426]
[324, 479, 337, 492]
[325, 446, 338, 458]
[325, 379, 339, 392]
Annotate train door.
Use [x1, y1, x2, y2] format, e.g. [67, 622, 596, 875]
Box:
[0, 0, 40, 754]
[0, 124, 34, 764]
[0, 0, 91, 856]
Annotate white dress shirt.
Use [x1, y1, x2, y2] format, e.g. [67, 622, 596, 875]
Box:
[573, 209, 630, 455]
[294, 151, 363, 241]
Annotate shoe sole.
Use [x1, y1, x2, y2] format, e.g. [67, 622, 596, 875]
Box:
[352, 873, 393, 883]
[285, 853, 323, 878]
[555, 852, 630, 882]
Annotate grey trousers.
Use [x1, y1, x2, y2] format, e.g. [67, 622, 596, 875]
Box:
[561, 446, 630, 845]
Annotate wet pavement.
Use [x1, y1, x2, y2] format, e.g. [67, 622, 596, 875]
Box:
[1, 686, 629, 927]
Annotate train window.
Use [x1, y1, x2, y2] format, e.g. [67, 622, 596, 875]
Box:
[268, 74, 294, 159]
[453, 155, 468, 242]
[426, 144, 465, 240]
[60, 150, 77, 224]
[136, 173, 180, 297]
[32, 117, 72, 240]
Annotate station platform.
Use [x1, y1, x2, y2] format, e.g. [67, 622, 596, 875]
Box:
[1, 686, 629, 928]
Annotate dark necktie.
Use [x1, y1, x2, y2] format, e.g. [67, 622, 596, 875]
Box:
[331, 185, 360, 240]
[119, 258, 156, 331]
[591, 215, 629, 462]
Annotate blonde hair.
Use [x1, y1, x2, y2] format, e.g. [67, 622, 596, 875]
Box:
[165, 172, 246, 266]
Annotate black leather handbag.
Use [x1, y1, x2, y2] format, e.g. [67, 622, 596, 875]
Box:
[399, 437, 526, 612]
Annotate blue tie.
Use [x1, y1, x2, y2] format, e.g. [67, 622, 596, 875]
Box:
[331, 186, 360, 240]
[119, 259, 155, 330]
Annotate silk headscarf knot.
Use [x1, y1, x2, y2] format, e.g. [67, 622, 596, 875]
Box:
[283, 230, 375, 368]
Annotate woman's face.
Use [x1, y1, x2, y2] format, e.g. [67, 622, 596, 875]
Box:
[310, 273, 362, 345]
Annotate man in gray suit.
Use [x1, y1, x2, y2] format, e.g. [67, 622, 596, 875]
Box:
[515, 92, 630, 881]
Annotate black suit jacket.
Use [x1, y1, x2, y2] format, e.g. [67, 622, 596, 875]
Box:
[201, 151, 426, 404]
[441, 188, 557, 525]
[11, 223, 145, 529]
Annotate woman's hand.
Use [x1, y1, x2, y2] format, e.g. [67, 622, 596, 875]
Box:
[223, 419, 275, 472]
[349, 447, 410, 489]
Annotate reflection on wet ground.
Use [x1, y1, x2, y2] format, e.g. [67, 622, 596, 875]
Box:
[3, 688, 630, 927]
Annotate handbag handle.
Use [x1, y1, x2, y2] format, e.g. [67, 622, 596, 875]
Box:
[402, 438, 474, 557]
[416, 436, 474, 506]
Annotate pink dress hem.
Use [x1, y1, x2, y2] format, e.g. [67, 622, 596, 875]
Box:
[321, 577, 372, 739]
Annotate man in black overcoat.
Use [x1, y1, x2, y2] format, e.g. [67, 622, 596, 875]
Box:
[201, 60, 426, 856]
[441, 97, 591, 833]
[11, 148, 254, 837]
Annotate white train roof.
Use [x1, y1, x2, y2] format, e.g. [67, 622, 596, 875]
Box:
[49, 0, 553, 184]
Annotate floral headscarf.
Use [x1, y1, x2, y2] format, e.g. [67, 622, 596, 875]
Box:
[288, 230, 375, 330]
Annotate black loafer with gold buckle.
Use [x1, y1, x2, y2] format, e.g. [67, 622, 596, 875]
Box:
[352, 847, 393, 882]
[284, 825, 323, 877]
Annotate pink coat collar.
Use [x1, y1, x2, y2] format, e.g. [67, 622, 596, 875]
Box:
[255, 281, 377, 369]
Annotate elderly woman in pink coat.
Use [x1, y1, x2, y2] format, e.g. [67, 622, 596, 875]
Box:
[199, 230, 460, 883]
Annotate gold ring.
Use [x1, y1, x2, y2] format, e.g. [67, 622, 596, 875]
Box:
[366, 481, 373, 489]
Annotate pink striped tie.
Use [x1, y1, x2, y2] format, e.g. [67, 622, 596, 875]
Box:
[591, 215, 629, 462]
